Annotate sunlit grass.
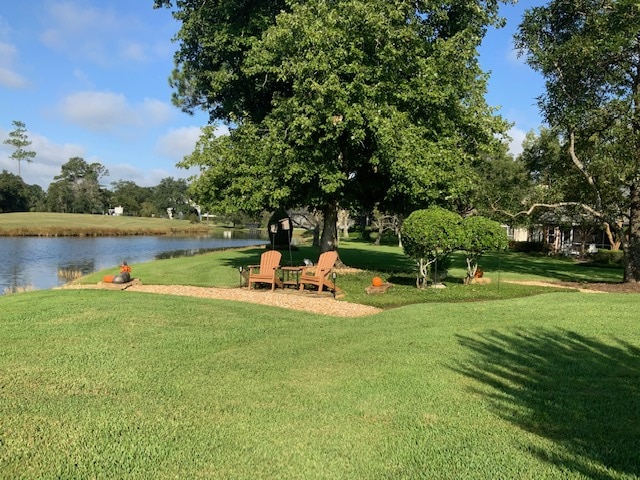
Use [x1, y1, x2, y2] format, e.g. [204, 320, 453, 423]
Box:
[72, 239, 624, 309]
[1, 289, 638, 478]
[0, 212, 211, 236]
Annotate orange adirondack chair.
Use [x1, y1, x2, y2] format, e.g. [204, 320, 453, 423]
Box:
[299, 251, 339, 294]
[248, 250, 283, 291]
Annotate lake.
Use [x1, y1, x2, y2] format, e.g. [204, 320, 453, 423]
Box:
[0, 232, 268, 294]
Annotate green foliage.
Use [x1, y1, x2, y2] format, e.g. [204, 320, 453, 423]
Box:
[402, 207, 464, 262]
[460, 215, 508, 280]
[401, 207, 463, 286]
[515, 0, 640, 281]
[110, 180, 153, 216]
[152, 177, 191, 217]
[461, 216, 508, 254]
[472, 141, 532, 222]
[166, 0, 510, 252]
[2, 120, 36, 177]
[509, 240, 549, 254]
[588, 249, 624, 268]
[0, 170, 30, 212]
[46, 157, 109, 214]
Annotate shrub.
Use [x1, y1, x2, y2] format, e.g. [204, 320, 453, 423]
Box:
[461, 216, 508, 283]
[509, 240, 549, 254]
[588, 249, 624, 267]
[401, 207, 463, 287]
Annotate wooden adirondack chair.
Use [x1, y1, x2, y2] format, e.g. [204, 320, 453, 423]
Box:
[248, 250, 283, 291]
[299, 251, 338, 294]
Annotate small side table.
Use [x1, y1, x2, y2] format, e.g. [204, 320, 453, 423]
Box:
[280, 266, 304, 288]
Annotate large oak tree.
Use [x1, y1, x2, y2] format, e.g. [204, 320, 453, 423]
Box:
[156, 0, 509, 252]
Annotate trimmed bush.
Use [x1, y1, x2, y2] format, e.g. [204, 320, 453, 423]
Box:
[461, 216, 508, 283]
[401, 207, 463, 287]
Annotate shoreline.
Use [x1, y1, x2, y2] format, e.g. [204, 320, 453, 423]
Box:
[0, 226, 214, 237]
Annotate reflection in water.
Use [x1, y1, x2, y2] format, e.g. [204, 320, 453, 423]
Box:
[0, 233, 268, 294]
[57, 259, 96, 283]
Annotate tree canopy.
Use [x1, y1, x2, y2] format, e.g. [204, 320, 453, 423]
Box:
[515, 0, 640, 281]
[3, 120, 36, 178]
[0, 170, 31, 213]
[158, 0, 510, 251]
[46, 157, 109, 214]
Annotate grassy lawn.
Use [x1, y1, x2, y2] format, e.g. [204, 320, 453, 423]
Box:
[1, 240, 637, 478]
[0, 212, 213, 235]
[76, 239, 623, 308]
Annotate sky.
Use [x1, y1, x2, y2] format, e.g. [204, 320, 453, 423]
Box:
[0, 0, 545, 190]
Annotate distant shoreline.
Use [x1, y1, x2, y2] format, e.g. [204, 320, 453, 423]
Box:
[0, 212, 219, 237]
[0, 225, 213, 237]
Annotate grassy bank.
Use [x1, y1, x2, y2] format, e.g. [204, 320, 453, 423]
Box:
[0, 212, 212, 236]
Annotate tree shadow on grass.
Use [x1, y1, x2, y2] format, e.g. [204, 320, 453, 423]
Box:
[455, 329, 640, 478]
[473, 252, 622, 284]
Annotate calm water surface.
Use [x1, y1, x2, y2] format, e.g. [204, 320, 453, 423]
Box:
[0, 232, 268, 294]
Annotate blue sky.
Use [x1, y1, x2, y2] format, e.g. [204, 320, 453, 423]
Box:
[0, 0, 544, 190]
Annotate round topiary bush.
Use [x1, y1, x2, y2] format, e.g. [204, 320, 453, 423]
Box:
[401, 207, 463, 287]
[460, 216, 508, 283]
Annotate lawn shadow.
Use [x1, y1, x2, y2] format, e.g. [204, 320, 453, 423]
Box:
[474, 252, 622, 284]
[454, 329, 640, 478]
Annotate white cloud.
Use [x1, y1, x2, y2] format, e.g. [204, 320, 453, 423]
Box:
[140, 98, 173, 125]
[40, 1, 160, 65]
[0, 41, 28, 89]
[104, 163, 193, 188]
[0, 67, 27, 89]
[58, 91, 173, 132]
[155, 124, 230, 161]
[121, 42, 148, 62]
[155, 126, 205, 161]
[507, 126, 527, 158]
[507, 46, 527, 67]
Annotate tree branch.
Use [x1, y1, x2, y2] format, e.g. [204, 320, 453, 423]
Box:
[568, 131, 603, 210]
[494, 201, 605, 220]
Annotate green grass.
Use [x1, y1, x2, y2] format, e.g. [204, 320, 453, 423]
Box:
[75, 239, 624, 309]
[0, 212, 212, 236]
[1, 240, 636, 478]
[1, 289, 639, 478]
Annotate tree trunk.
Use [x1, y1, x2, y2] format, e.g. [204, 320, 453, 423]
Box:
[374, 220, 383, 245]
[624, 181, 640, 282]
[320, 201, 338, 253]
[604, 222, 622, 251]
[337, 209, 350, 239]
